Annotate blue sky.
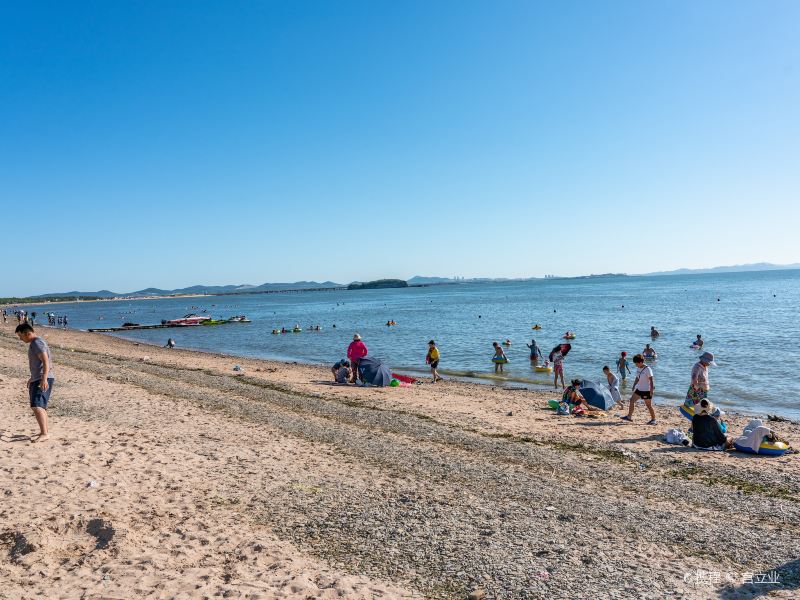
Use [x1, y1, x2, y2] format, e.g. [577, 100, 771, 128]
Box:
[2, 1, 798, 296]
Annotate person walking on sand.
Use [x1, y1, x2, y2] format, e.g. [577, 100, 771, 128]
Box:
[616, 351, 631, 382]
[620, 354, 656, 425]
[603, 365, 622, 408]
[347, 333, 368, 383]
[426, 340, 442, 382]
[165, 338, 176, 349]
[492, 342, 507, 373]
[527, 338, 543, 365]
[15, 323, 54, 443]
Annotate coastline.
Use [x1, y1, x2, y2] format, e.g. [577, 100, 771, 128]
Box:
[1, 322, 798, 598]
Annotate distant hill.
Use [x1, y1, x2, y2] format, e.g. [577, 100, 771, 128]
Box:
[33, 281, 344, 299]
[643, 263, 800, 276]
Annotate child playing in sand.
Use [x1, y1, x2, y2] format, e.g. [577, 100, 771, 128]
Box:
[426, 340, 442, 382]
[15, 323, 54, 443]
[334, 360, 352, 384]
[602, 365, 622, 407]
[492, 342, 507, 373]
[562, 379, 601, 415]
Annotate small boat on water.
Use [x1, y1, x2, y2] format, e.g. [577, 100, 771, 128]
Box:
[165, 314, 210, 326]
[228, 315, 251, 323]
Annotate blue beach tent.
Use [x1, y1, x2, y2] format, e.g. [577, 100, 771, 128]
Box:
[579, 379, 615, 411]
[357, 356, 393, 387]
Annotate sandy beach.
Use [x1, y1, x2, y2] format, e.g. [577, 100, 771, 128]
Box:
[1, 323, 798, 599]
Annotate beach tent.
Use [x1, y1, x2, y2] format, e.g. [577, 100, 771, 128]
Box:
[579, 379, 614, 411]
[357, 356, 393, 387]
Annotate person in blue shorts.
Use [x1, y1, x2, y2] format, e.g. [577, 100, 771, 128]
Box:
[15, 323, 54, 443]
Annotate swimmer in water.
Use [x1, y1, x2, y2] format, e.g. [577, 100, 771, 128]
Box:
[650, 326, 660, 338]
[643, 344, 657, 360]
[492, 342, 507, 373]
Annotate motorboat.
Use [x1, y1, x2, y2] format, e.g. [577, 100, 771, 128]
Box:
[228, 315, 251, 323]
[165, 314, 211, 326]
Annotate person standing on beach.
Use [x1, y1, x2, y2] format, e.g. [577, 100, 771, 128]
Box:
[616, 352, 631, 382]
[15, 323, 54, 443]
[527, 338, 543, 365]
[686, 352, 716, 407]
[548, 344, 570, 389]
[426, 340, 442, 382]
[62, 315, 68, 329]
[620, 354, 656, 425]
[347, 334, 368, 383]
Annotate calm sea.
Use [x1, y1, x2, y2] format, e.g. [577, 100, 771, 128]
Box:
[18, 270, 800, 418]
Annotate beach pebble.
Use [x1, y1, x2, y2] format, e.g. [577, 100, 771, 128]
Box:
[467, 589, 487, 600]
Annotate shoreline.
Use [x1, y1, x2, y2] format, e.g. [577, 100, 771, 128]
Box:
[90, 328, 799, 425]
[1, 322, 798, 598]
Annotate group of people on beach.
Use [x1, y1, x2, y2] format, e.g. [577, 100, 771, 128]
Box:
[1, 308, 68, 329]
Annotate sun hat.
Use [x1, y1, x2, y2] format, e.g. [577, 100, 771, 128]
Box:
[699, 352, 717, 366]
[696, 398, 716, 415]
[353, 333, 361, 340]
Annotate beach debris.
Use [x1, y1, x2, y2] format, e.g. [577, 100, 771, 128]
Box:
[545, 505, 556, 511]
[233, 365, 242, 372]
[536, 571, 551, 580]
[467, 589, 487, 600]
[506, 411, 513, 416]
[140, 356, 150, 362]
[87, 480, 100, 489]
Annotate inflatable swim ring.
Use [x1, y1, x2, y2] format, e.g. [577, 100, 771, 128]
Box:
[563, 334, 576, 340]
[733, 440, 790, 456]
[292, 328, 302, 333]
[690, 344, 701, 349]
[502, 341, 511, 346]
[492, 357, 509, 364]
[535, 365, 553, 373]
[271, 330, 280, 335]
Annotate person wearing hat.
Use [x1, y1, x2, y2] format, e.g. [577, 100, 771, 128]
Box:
[347, 334, 368, 383]
[691, 398, 732, 450]
[687, 352, 717, 406]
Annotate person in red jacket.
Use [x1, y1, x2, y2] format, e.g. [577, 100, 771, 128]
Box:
[347, 333, 368, 383]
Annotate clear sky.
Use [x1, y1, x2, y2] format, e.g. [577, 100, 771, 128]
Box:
[2, 1, 799, 296]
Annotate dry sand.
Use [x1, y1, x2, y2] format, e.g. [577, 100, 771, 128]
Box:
[1, 323, 798, 599]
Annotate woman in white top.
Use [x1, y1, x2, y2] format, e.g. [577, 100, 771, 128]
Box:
[620, 354, 657, 425]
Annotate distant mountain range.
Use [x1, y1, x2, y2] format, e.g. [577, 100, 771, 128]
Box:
[642, 262, 800, 276]
[35, 281, 343, 299]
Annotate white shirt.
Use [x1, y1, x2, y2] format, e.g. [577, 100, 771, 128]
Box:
[634, 366, 654, 392]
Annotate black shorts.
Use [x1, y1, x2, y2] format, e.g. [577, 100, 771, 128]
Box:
[430, 360, 439, 369]
[634, 390, 653, 400]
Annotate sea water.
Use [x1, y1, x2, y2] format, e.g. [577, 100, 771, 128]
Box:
[20, 270, 800, 418]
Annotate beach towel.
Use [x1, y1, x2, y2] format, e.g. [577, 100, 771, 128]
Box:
[733, 419, 773, 454]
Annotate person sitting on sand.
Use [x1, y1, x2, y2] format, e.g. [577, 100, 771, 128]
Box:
[426, 340, 442, 383]
[15, 323, 54, 443]
[527, 338, 543, 365]
[642, 344, 657, 360]
[331, 358, 348, 381]
[650, 326, 660, 338]
[691, 399, 733, 450]
[335, 360, 352, 384]
[492, 342, 507, 373]
[562, 379, 601, 414]
[620, 354, 656, 425]
[602, 366, 622, 407]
